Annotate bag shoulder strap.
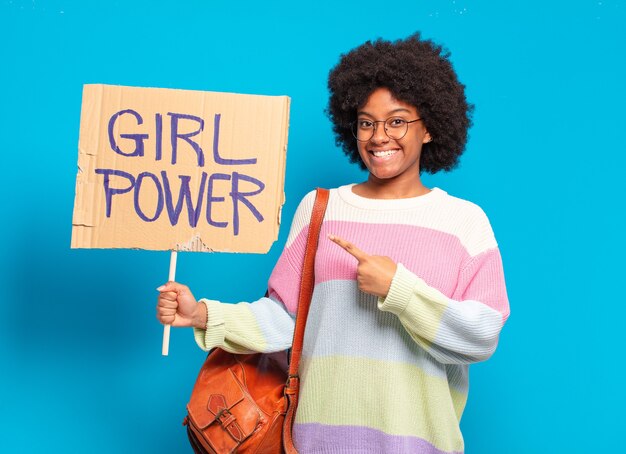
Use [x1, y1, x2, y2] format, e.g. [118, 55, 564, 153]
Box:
[283, 187, 329, 453]
[288, 187, 329, 376]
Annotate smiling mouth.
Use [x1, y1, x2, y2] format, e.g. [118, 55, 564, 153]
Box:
[370, 149, 399, 158]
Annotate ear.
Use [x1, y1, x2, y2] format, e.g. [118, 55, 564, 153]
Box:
[422, 131, 433, 144]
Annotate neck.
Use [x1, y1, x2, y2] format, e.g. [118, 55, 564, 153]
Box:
[354, 174, 430, 199]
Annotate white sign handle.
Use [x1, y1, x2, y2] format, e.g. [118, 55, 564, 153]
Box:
[162, 250, 178, 356]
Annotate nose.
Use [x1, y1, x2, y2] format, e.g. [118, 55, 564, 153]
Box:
[370, 122, 389, 143]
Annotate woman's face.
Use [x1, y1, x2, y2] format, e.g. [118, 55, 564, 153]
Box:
[355, 87, 431, 183]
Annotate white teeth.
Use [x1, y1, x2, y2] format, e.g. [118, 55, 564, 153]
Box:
[371, 149, 398, 158]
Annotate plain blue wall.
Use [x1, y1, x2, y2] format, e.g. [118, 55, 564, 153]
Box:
[1, 1, 624, 452]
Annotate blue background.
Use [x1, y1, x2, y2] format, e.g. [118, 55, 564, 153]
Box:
[1, 1, 624, 452]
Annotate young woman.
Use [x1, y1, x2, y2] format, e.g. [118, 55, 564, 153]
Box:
[157, 33, 510, 454]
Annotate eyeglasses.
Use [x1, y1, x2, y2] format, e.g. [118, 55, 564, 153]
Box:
[351, 117, 423, 142]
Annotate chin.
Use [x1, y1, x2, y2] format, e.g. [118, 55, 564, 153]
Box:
[368, 168, 401, 181]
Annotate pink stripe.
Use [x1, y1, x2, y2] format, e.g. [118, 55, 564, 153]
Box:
[277, 220, 508, 316]
[453, 248, 510, 319]
[284, 220, 471, 297]
[268, 253, 301, 314]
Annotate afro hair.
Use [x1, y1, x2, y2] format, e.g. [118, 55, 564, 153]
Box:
[327, 32, 474, 174]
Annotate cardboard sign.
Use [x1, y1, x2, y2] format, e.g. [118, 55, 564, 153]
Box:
[71, 84, 290, 253]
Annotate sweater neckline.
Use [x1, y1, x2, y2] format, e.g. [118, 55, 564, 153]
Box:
[336, 184, 446, 210]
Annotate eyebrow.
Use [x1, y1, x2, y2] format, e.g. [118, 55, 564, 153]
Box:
[357, 107, 413, 116]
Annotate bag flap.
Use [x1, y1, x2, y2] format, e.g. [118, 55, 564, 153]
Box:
[187, 368, 260, 437]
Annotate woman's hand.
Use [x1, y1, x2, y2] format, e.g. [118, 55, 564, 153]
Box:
[328, 235, 397, 298]
[156, 282, 207, 328]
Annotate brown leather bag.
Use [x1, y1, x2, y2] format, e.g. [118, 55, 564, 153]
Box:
[183, 188, 330, 454]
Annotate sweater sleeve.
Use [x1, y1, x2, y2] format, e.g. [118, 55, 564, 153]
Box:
[192, 191, 316, 354]
[378, 214, 510, 365]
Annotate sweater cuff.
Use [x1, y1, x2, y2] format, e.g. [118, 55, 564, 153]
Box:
[377, 263, 418, 315]
[193, 299, 226, 351]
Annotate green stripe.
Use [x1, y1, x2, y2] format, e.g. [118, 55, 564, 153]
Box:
[296, 355, 466, 452]
[194, 300, 267, 353]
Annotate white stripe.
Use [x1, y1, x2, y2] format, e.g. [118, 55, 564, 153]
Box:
[285, 186, 497, 257]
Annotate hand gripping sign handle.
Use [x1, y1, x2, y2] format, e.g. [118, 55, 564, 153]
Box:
[162, 250, 178, 356]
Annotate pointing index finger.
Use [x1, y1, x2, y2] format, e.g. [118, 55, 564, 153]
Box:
[328, 234, 369, 261]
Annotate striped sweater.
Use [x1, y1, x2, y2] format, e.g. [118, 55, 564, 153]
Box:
[194, 184, 510, 453]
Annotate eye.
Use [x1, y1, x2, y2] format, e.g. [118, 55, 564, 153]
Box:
[387, 117, 406, 128]
[357, 119, 374, 129]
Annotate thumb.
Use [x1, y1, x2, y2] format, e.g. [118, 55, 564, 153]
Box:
[156, 281, 190, 295]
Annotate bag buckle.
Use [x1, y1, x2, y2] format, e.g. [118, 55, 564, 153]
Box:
[207, 394, 244, 442]
[284, 374, 299, 396]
